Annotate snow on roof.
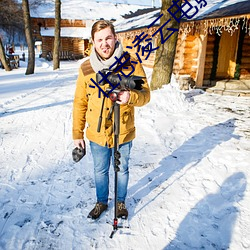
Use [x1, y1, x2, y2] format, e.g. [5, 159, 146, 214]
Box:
[187, 0, 250, 21]
[40, 27, 92, 39]
[114, 9, 160, 33]
[30, 0, 152, 20]
[114, 0, 250, 33]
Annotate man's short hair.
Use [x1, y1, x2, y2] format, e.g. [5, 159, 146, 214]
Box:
[91, 20, 116, 40]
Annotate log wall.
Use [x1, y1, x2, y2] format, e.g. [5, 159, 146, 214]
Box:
[41, 37, 88, 58]
[173, 34, 185, 74]
[241, 35, 250, 79]
[173, 34, 199, 81]
[118, 35, 156, 68]
[204, 33, 216, 81]
[32, 18, 86, 29]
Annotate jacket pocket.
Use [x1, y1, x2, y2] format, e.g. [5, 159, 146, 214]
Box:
[120, 106, 135, 134]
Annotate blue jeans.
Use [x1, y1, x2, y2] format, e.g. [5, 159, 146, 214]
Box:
[90, 141, 132, 205]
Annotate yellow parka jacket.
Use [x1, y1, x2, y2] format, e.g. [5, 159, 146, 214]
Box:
[72, 54, 150, 148]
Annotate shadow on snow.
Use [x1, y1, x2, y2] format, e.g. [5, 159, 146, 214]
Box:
[164, 172, 247, 249]
[127, 118, 244, 248]
[0, 100, 73, 117]
[128, 118, 239, 213]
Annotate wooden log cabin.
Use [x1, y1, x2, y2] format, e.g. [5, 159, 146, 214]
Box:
[115, 0, 250, 91]
[31, 18, 92, 60]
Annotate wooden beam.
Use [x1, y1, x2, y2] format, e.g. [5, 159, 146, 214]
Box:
[196, 32, 207, 87]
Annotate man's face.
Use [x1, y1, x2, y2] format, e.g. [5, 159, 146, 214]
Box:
[93, 27, 117, 60]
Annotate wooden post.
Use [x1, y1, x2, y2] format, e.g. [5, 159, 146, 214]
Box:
[195, 32, 207, 88]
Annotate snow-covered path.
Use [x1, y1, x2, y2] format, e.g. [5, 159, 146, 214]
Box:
[0, 58, 250, 249]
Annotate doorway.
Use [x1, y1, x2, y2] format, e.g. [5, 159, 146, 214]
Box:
[216, 30, 239, 79]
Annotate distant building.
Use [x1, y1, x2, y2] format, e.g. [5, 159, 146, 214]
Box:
[30, 0, 152, 60]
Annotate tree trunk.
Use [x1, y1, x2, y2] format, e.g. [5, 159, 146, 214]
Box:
[151, 0, 181, 90]
[53, 0, 61, 70]
[0, 37, 11, 71]
[22, 0, 35, 75]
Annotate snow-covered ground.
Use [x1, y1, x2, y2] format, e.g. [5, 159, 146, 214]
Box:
[0, 49, 250, 250]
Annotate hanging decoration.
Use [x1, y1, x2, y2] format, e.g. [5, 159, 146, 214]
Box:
[242, 16, 250, 36]
[179, 15, 250, 36]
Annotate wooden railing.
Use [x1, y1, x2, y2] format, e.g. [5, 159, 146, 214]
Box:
[46, 51, 84, 61]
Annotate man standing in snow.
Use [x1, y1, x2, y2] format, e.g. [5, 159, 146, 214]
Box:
[72, 20, 150, 220]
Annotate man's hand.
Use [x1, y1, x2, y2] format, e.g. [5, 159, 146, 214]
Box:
[72, 139, 86, 162]
[74, 139, 85, 149]
[116, 90, 130, 105]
